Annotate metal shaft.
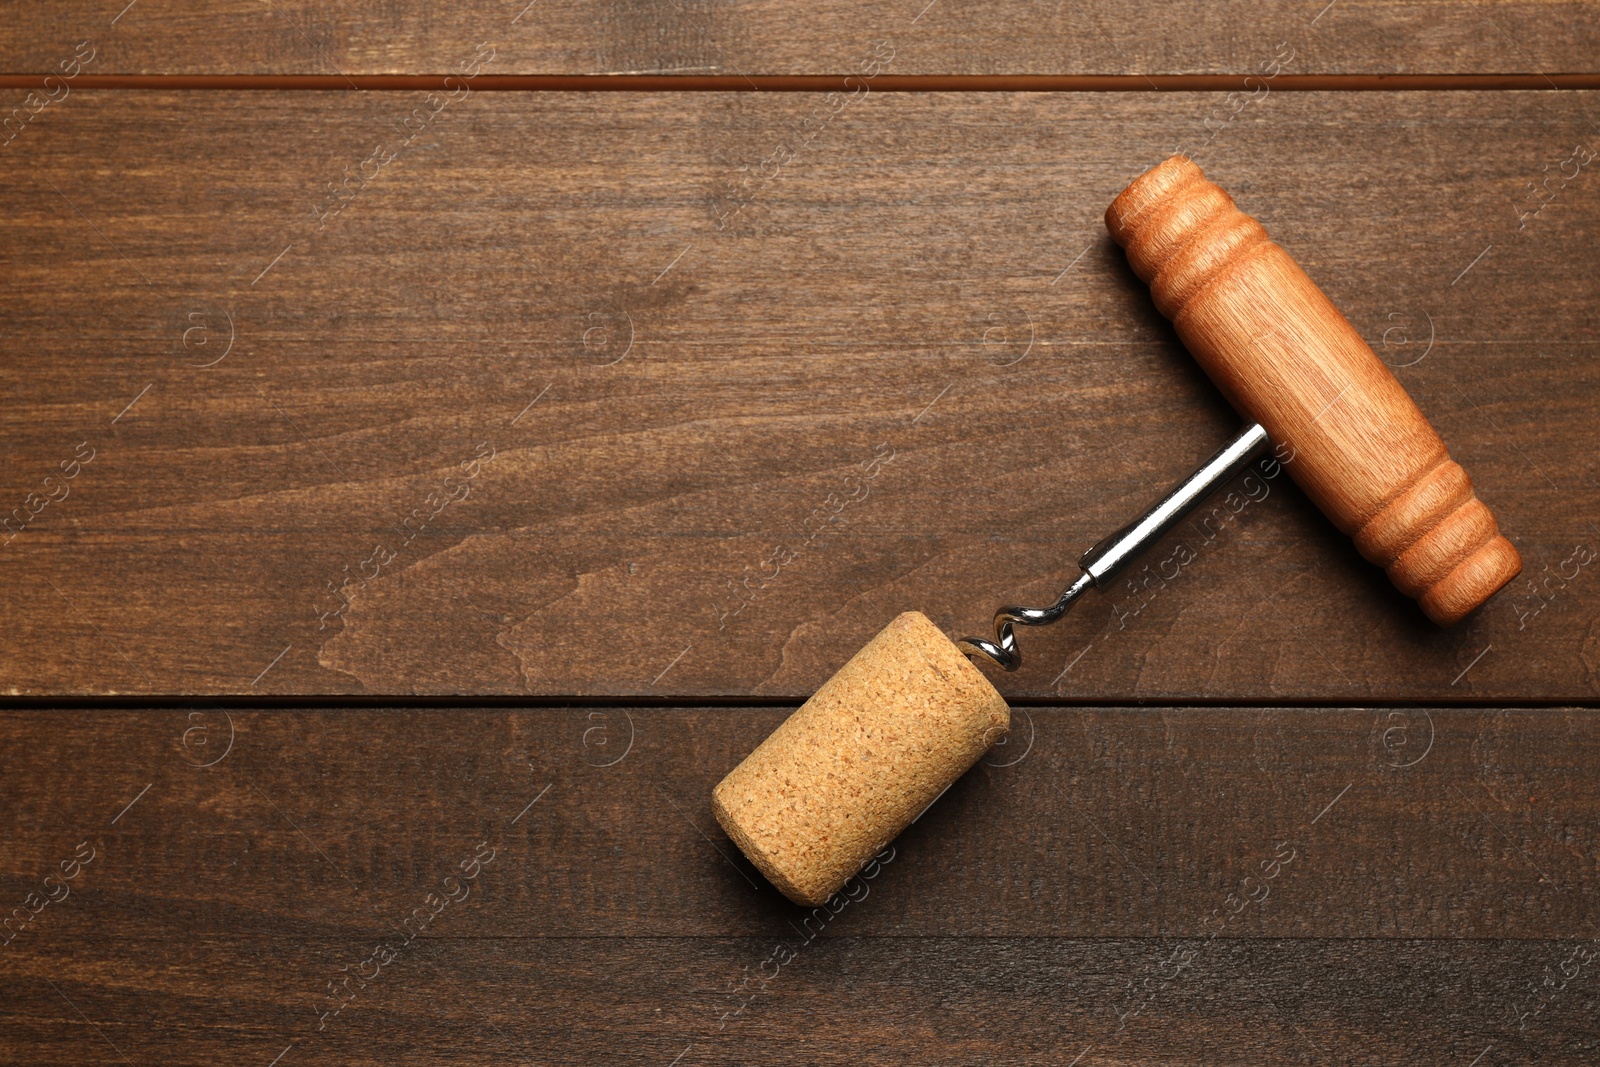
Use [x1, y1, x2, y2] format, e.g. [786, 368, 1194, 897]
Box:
[958, 422, 1271, 671]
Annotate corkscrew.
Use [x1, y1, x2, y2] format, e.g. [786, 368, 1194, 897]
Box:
[957, 421, 1270, 670]
[712, 156, 1522, 908]
[958, 155, 1520, 670]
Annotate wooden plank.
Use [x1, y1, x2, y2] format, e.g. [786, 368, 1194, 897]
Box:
[1, 90, 1597, 699]
[3, 0, 1600, 77]
[8, 938, 1595, 1064]
[1, 707, 1598, 1064]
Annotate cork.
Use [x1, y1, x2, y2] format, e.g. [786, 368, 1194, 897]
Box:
[712, 611, 1010, 906]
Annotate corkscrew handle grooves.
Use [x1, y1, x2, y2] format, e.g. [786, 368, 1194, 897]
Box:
[1105, 156, 1521, 625]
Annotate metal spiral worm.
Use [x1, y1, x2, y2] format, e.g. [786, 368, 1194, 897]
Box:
[956, 572, 1093, 671]
[956, 422, 1271, 673]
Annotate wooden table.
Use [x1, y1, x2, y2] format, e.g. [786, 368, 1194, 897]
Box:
[2, 3, 1598, 1063]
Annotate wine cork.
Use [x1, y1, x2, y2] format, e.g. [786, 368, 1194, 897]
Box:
[712, 611, 1009, 906]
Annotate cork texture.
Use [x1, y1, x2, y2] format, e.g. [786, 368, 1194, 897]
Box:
[712, 611, 1010, 906]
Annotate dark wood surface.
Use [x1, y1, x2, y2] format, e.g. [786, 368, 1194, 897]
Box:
[2, 707, 1598, 1065]
[5, 10, 1600, 1063]
[5, 1, 1600, 77]
[2, 90, 1597, 698]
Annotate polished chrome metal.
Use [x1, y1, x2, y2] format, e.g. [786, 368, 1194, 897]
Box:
[956, 571, 1094, 672]
[959, 422, 1271, 672]
[1078, 421, 1270, 585]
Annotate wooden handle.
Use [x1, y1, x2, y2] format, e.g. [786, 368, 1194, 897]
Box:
[1105, 156, 1521, 625]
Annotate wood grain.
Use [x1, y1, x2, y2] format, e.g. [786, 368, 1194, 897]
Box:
[1108, 154, 1522, 624]
[3, 1, 1600, 77]
[2, 706, 1598, 1064]
[4, 3, 1594, 1062]
[1, 90, 1598, 699]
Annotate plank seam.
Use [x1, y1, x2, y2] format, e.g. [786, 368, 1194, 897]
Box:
[3, 73, 1599, 91]
[0, 697, 1595, 710]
